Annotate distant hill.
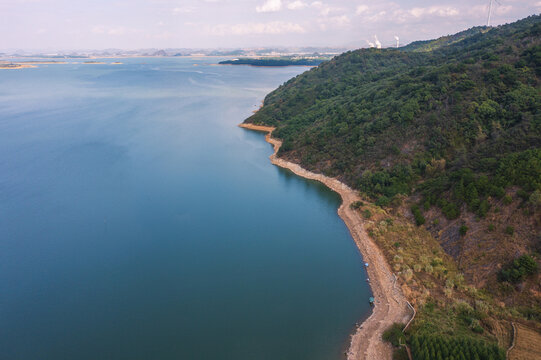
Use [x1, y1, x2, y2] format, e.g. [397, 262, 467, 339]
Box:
[152, 50, 167, 56]
[245, 14, 541, 352]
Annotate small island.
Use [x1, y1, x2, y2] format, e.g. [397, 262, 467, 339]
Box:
[219, 57, 327, 67]
[0, 63, 34, 69]
[0, 60, 68, 69]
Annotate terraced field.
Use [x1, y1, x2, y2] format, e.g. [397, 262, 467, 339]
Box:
[509, 324, 541, 360]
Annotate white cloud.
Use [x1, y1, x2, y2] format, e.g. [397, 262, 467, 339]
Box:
[466, 4, 513, 18]
[495, 5, 513, 15]
[173, 6, 194, 14]
[256, 0, 282, 13]
[211, 21, 305, 35]
[409, 6, 459, 18]
[356, 5, 369, 15]
[357, 4, 461, 24]
[287, 1, 307, 10]
[309, 1, 342, 16]
[366, 10, 387, 23]
[329, 15, 350, 26]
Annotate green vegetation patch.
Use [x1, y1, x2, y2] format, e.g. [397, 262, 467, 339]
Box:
[498, 254, 539, 283]
[410, 334, 505, 360]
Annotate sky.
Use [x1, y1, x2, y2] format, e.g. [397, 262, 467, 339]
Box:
[1, 0, 540, 50]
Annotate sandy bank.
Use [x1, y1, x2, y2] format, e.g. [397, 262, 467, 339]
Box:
[239, 123, 412, 360]
[0, 64, 37, 70]
[19, 61, 67, 65]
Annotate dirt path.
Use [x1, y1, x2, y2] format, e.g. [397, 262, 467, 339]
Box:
[239, 124, 411, 360]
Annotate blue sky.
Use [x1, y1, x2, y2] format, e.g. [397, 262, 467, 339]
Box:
[1, 0, 540, 50]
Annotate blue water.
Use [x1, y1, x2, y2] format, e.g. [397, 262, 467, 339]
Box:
[0, 58, 370, 359]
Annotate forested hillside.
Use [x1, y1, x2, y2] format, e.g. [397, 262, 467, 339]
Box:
[245, 15, 541, 357]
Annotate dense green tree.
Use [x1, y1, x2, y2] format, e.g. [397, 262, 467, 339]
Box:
[246, 16, 541, 223]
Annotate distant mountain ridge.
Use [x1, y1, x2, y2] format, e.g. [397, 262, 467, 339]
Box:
[401, 26, 489, 52]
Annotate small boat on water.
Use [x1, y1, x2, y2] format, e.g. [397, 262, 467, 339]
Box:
[369, 297, 375, 305]
[364, 262, 369, 267]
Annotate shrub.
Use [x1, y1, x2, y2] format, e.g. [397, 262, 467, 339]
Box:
[488, 224, 495, 231]
[444, 288, 453, 297]
[392, 347, 409, 360]
[503, 195, 513, 205]
[363, 209, 372, 219]
[376, 195, 391, 207]
[470, 319, 484, 333]
[411, 205, 426, 226]
[459, 225, 468, 236]
[478, 199, 490, 217]
[490, 186, 506, 199]
[475, 300, 489, 315]
[517, 189, 530, 201]
[505, 226, 515, 235]
[499, 254, 539, 283]
[404, 268, 414, 281]
[442, 202, 460, 219]
[382, 323, 405, 347]
[530, 190, 541, 208]
[350, 201, 363, 209]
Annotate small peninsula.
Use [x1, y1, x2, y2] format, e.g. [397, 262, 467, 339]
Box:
[219, 57, 327, 67]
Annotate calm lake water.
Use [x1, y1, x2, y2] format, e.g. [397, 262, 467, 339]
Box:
[0, 58, 370, 359]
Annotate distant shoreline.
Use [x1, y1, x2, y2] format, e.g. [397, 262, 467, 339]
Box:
[239, 123, 412, 360]
[219, 58, 325, 67]
[0, 60, 124, 69]
[0, 64, 36, 70]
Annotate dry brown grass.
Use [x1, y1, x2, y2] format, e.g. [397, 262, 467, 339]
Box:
[509, 323, 541, 360]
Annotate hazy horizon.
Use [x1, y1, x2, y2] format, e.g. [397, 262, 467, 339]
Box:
[1, 0, 540, 51]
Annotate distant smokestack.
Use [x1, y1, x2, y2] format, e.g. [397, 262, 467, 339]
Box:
[366, 40, 375, 48]
[374, 35, 382, 49]
[394, 36, 399, 48]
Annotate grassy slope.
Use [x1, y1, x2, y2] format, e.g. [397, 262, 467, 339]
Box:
[245, 15, 541, 352]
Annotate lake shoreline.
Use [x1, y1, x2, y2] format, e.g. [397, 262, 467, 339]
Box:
[239, 123, 411, 360]
[0, 64, 37, 70]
